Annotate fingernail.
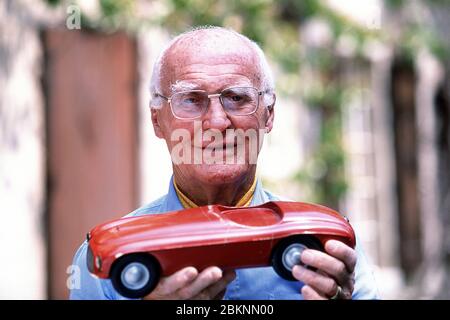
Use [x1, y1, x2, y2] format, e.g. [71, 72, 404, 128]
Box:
[293, 265, 306, 278]
[301, 250, 313, 263]
[184, 268, 197, 281]
[327, 241, 337, 251]
[212, 267, 223, 279]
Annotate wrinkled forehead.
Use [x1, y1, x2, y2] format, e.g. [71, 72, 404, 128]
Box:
[160, 33, 261, 90]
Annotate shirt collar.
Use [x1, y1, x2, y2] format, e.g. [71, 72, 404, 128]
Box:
[250, 178, 270, 205]
[163, 174, 268, 211]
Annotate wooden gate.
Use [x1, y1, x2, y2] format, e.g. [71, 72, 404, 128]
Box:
[44, 29, 138, 299]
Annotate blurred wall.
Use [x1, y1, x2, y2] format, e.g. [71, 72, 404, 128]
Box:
[44, 29, 139, 299]
[0, 0, 46, 299]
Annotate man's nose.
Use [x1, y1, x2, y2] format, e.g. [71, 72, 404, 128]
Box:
[202, 96, 232, 131]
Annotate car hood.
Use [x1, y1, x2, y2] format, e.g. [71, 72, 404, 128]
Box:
[89, 206, 226, 247]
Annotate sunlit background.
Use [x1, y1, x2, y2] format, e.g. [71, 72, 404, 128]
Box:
[1, 0, 449, 299]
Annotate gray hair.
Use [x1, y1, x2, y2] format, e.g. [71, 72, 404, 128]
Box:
[150, 26, 275, 109]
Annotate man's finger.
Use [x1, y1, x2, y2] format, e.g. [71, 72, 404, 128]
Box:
[176, 266, 223, 299]
[324, 240, 357, 273]
[300, 249, 350, 285]
[200, 269, 236, 300]
[293, 265, 338, 298]
[146, 266, 198, 299]
[301, 285, 327, 300]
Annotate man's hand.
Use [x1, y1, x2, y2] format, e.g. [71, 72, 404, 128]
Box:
[143, 266, 236, 300]
[293, 240, 356, 300]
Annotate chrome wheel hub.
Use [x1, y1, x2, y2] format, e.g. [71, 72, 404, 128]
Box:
[282, 243, 307, 271]
[121, 262, 150, 290]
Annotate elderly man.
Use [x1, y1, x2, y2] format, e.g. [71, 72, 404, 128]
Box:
[70, 26, 379, 300]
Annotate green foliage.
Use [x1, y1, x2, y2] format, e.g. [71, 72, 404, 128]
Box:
[46, 0, 61, 6]
[397, 22, 449, 62]
[384, 0, 406, 9]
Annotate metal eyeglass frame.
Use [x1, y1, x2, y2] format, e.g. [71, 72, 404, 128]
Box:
[153, 86, 267, 120]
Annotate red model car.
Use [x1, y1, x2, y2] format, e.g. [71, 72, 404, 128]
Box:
[86, 201, 355, 298]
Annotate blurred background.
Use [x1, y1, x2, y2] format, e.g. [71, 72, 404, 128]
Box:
[1, 0, 449, 299]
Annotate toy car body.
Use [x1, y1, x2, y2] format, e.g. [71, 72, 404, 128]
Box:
[86, 201, 355, 298]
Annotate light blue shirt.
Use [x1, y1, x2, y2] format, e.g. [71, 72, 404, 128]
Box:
[70, 177, 380, 299]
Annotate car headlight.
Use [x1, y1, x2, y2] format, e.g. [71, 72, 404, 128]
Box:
[95, 255, 102, 270]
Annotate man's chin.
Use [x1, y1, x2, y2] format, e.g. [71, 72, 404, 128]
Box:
[184, 163, 253, 185]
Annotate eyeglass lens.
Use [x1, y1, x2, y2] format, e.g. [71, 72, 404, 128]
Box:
[171, 87, 259, 118]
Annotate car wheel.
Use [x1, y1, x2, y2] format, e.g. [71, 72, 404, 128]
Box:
[110, 253, 160, 299]
[271, 235, 323, 281]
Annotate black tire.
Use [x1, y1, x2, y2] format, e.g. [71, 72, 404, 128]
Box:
[271, 235, 323, 281]
[110, 253, 160, 299]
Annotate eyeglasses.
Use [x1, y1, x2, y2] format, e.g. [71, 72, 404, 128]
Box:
[154, 86, 265, 120]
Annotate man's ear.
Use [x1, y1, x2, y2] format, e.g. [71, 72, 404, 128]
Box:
[150, 107, 164, 139]
[265, 93, 276, 133]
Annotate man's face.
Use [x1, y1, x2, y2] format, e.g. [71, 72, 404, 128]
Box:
[151, 37, 274, 186]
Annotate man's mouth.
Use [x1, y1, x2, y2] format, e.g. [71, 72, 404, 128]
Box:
[200, 142, 238, 150]
[195, 136, 239, 150]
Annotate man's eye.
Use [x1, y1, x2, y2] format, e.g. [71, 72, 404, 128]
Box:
[181, 95, 202, 105]
[183, 98, 198, 104]
[225, 94, 249, 103]
[230, 95, 243, 102]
